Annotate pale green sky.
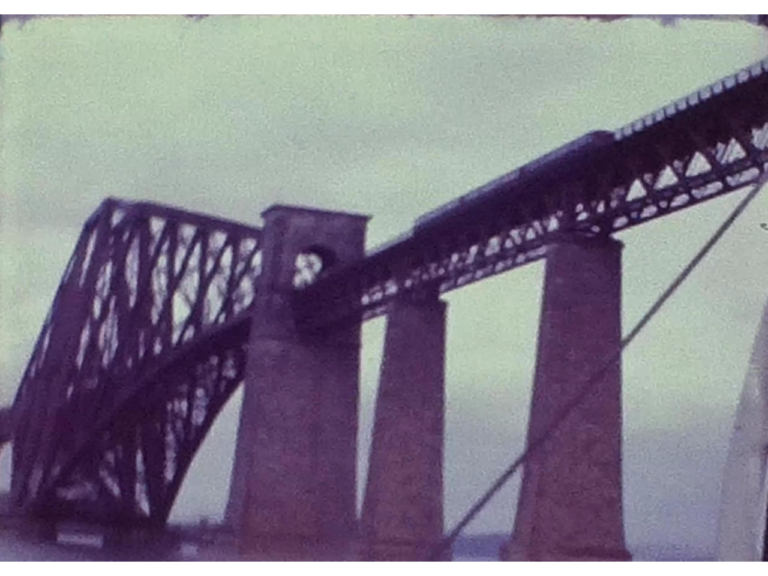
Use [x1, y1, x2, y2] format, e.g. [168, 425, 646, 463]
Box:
[1, 15, 768, 550]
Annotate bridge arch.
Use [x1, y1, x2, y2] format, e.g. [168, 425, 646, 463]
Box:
[8, 198, 262, 526]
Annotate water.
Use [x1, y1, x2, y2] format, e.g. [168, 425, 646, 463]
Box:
[0, 533, 106, 561]
[0, 536, 215, 561]
[0, 537, 473, 561]
[0, 533, 713, 563]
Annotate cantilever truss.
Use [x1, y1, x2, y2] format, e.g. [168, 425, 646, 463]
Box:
[12, 55, 768, 526]
[296, 58, 768, 329]
[11, 198, 261, 525]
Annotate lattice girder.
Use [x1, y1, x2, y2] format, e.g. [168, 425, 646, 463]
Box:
[295, 59, 768, 330]
[40, 324, 248, 524]
[11, 198, 261, 517]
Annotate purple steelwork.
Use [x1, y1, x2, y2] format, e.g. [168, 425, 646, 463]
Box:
[10, 198, 261, 525]
[361, 293, 447, 561]
[8, 54, 768, 544]
[502, 236, 630, 561]
[297, 56, 768, 330]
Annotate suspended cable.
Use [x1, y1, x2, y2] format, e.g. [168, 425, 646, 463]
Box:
[430, 175, 768, 560]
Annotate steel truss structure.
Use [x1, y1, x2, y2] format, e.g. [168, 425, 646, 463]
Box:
[10, 55, 768, 526]
[296, 58, 768, 330]
[10, 199, 261, 525]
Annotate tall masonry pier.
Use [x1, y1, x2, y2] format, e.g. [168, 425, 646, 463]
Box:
[502, 235, 631, 561]
[361, 290, 448, 560]
[226, 205, 369, 560]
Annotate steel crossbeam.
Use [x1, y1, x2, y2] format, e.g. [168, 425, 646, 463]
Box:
[10, 55, 768, 526]
[295, 57, 768, 330]
[10, 198, 261, 524]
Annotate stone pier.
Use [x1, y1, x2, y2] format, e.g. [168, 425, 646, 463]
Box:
[225, 205, 368, 560]
[361, 292, 448, 561]
[502, 235, 631, 561]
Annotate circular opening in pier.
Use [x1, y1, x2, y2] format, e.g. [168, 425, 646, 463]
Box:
[293, 245, 337, 288]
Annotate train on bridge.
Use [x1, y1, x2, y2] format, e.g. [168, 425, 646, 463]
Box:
[368, 130, 616, 258]
[413, 130, 616, 234]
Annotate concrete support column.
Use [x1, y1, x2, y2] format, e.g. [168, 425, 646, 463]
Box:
[502, 235, 631, 561]
[225, 205, 368, 560]
[361, 293, 448, 561]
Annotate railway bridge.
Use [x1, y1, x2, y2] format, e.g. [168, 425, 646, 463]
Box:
[5, 55, 768, 560]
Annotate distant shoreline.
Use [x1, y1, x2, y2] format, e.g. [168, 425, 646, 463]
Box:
[452, 533, 715, 562]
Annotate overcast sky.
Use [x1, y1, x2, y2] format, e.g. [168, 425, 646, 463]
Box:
[1, 15, 768, 553]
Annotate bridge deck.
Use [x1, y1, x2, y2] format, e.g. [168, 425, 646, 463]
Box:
[295, 56, 768, 330]
[9, 53, 768, 526]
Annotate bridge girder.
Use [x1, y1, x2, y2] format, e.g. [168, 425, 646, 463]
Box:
[296, 58, 768, 330]
[10, 54, 768, 529]
[10, 198, 261, 524]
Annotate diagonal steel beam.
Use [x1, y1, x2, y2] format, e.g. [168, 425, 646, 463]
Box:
[10, 198, 261, 520]
[295, 57, 768, 330]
